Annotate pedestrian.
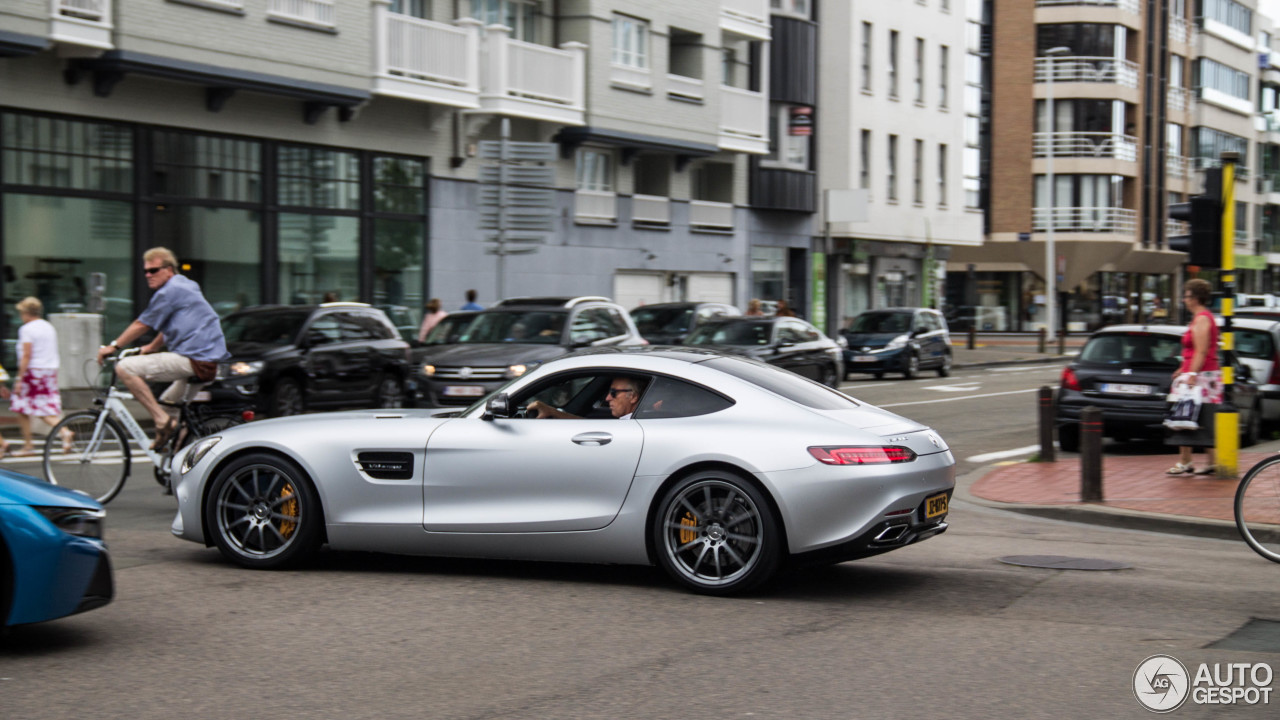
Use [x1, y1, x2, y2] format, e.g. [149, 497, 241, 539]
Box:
[417, 298, 448, 343]
[0, 363, 12, 456]
[9, 297, 72, 456]
[322, 291, 339, 303]
[745, 299, 763, 316]
[96, 247, 229, 451]
[461, 289, 484, 311]
[775, 299, 797, 317]
[1165, 278, 1221, 476]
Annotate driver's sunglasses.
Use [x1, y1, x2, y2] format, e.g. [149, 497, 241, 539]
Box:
[607, 388, 634, 398]
[143, 265, 171, 276]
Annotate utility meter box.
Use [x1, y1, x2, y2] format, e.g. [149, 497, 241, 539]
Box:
[49, 313, 103, 389]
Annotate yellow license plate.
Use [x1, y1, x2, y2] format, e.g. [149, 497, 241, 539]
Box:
[924, 493, 949, 519]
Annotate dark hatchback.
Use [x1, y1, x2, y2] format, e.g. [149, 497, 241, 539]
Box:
[208, 303, 412, 416]
[841, 308, 952, 379]
[415, 297, 646, 407]
[1054, 324, 1261, 451]
[630, 302, 740, 345]
[683, 316, 843, 387]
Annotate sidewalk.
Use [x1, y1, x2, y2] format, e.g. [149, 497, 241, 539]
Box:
[951, 332, 1085, 369]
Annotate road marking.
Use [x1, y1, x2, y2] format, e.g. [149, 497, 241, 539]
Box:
[839, 381, 900, 390]
[923, 382, 982, 392]
[965, 445, 1040, 463]
[988, 365, 1058, 373]
[879, 387, 1039, 408]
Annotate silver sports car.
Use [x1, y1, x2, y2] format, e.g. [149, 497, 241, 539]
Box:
[171, 348, 954, 595]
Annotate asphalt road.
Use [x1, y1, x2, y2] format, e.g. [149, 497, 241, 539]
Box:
[4, 368, 1280, 718]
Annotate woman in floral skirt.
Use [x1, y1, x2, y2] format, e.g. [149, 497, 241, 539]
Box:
[9, 297, 71, 457]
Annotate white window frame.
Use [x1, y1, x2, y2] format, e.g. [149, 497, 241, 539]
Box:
[861, 22, 873, 93]
[612, 13, 650, 70]
[914, 37, 925, 104]
[576, 148, 615, 192]
[887, 134, 899, 201]
[470, 0, 538, 42]
[939, 45, 949, 109]
[888, 30, 899, 100]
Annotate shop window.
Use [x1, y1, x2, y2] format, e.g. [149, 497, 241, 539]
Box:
[278, 145, 360, 210]
[154, 205, 261, 316]
[152, 132, 262, 203]
[278, 214, 359, 305]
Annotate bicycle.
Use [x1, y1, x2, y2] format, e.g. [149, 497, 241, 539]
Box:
[1235, 454, 1280, 563]
[42, 348, 250, 504]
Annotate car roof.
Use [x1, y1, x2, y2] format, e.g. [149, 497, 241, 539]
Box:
[493, 296, 612, 308]
[1089, 324, 1183, 336]
[1221, 316, 1280, 329]
[631, 302, 734, 310]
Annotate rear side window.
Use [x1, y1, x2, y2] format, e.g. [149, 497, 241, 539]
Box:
[1235, 329, 1275, 360]
[702, 356, 858, 409]
[634, 376, 735, 419]
[1079, 333, 1181, 367]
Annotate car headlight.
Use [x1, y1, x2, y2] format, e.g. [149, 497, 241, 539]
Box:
[422, 364, 436, 377]
[885, 334, 910, 350]
[182, 436, 222, 474]
[229, 360, 265, 377]
[506, 364, 528, 379]
[35, 506, 105, 539]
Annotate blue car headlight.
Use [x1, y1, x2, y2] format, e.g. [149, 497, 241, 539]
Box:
[35, 506, 105, 539]
[182, 436, 222, 474]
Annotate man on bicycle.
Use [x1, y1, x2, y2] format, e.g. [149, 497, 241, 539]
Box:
[97, 247, 229, 449]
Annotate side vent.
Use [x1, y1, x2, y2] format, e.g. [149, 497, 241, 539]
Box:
[356, 452, 414, 480]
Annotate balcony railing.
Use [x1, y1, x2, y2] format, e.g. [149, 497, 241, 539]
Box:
[1035, 0, 1139, 12]
[1033, 207, 1137, 233]
[632, 195, 671, 225]
[50, 0, 113, 48]
[1168, 86, 1192, 112]
[480, 25, 586, 124]
[721, 0, 770, 40]
[667, 74, 705, 102]
[575, 190, 617, 223]
[267, 0, 334, 27]
[1167, 219, 1190, 236]
[719, 85, 768, 153]
[1033, 132, 1139, 162]
[1194, 156, 1250, 178]
[1035, 57, 1139, 88]
[690, 200, 735, 230]
[1170, 15, 1189, 44]
[54, 0, 107, 20]
[1167, 154, 1188, 178]
[375, 11, 480, 107]
[1258, 174, 1280, 194]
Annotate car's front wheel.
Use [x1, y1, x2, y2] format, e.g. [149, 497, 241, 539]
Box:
[652, 470, 781, 595]
[205, 452, 323, 569]
[270, 377, 304, 417]
[902, 353, 919, 379]
[937, 352, 952, 377]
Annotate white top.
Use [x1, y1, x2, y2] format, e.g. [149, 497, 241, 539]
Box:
[18, 318, 59, 370]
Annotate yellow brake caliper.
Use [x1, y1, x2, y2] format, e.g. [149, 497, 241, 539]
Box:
[679, 511, 698, 544]
[278, 483, 298, 538]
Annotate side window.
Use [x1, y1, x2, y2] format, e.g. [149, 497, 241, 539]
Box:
[1236, 329, 1273, 359]
[778, 321, 806, 343]
[571, 308, 612, 344]
[633, 375, 735, 419]
[799, 322, 822, 342]
[305, 315, 342, 346]
[603, 307, 629, 337]
[517, 374, 601, 417]
[339, 313, 392, 341]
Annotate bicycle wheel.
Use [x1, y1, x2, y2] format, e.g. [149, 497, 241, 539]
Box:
[1235, 455, 1280, 563]
[43, 411, 131, 505]
[156, 411, 247, 487]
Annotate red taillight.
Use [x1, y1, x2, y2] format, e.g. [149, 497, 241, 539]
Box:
[808, 446, 917, 465]
[1061, 367, 1081, 391]
[241, 410, 256, 422]
[1269, 353, 1280, 385]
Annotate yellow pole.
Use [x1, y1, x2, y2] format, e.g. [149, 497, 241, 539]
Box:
[1216, 152, 1238, 478]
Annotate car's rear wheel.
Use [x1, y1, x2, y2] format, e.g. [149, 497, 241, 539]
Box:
[1242, 403, 1261, 448]
[902, 353, 919, 379]
[937, 352, 952, 377]
[375, 375, 404, 409]
[1058, 423, 1080, 453]
[652, 470, 781, 595]
[205, 452, 322, 569]
[270, 377, 304, 417]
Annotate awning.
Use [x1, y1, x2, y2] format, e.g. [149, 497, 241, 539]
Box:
[554, 126, 719, 168]
[0, 30, 49, 58]
[950, 240, 1176, 289]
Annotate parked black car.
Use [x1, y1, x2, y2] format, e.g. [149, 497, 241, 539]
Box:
[208, 303, 412, 416]
[630, 302, 740, 345]
[841, 308, 952, 379]
[1054, 324, 1261, 451]
[683, 316, 844, 387]
[415, 297, 646, 406]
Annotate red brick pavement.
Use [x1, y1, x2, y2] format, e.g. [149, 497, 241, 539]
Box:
[971, 452, 1280, 523]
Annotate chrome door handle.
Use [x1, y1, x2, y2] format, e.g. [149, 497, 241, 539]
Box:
[571, 432, 612, 446]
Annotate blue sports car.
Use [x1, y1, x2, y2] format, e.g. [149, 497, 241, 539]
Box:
[1, 469, 113, 627]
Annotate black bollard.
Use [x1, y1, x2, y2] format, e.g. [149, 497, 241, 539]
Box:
[1080, 406, 1103, 501]
[1038, 327, 1047, 354]
[967, 325, 976, 350]
[1058, 328, 1066, 356]
[1038, 386, 1055, 463]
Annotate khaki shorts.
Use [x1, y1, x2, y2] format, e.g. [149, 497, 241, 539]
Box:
[117, 352, 209, 405]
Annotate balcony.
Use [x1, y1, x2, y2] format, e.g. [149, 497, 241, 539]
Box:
[1033, 207, 1137, 234]
[667, 74, 705, 102]
[267, 0, 334, 29]
[721, 0, 770, 41]
[719, 85, 768, 154]
[374, 10, 481, 108]
[632, 195, 671, 226]
[1033, 132, 1139, 162]
[1167, 86, 1192, 112]
[1035, 0, 1139, 10]
[1034, 56, 1138, 88]
[690, 200, 735, 231]
[575, 190, 617, 224]
[1167, 219, 1190, 237]
[1166, 154, 1189, 179]
[50, 0, 113, 50]
[479, 25, 586, 125]
[1170, 15, 1189, 44]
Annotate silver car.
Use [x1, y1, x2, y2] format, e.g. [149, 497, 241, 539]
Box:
[170, 348, 954, 595]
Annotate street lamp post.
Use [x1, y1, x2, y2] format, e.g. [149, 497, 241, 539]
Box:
[1043, 46, 1071, 342]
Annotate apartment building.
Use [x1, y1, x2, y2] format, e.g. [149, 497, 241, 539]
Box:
[0, 0, 805, 360]
[953, 0, 1275, 333]
[817, 0, 983, 328]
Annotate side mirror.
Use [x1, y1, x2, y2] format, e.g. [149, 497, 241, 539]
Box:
[1239, 364, 1254, 382]
[777, 340, 795, 349]
[484, 393, 512, 420]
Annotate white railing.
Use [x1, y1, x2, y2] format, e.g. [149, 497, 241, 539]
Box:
[1035, 57, 1139, 88]
[1170, 15, 1188, 44]
[1166, 154, 1188, 178]
[381, 14, 479, 89]
[575, 190, 617, 223]
[482, 26, 584, 108]
[54, 0, 108, 20]
[667, 74, 705, 101]
[1168, 86, 1191, 112]
[1167, 219, 1190, 236]
[268, 0, 334, 27]
[1033, 132, 1139, 162]
[690, 200, 735, 230]
[1033, 207, 1137, 234]
[632, 195, 671, 225]
[722, 0, 768, 26]
[1258, 175, 1280, 194]
[720, 85, 767, 141]
[1035, 0, 1139, 10]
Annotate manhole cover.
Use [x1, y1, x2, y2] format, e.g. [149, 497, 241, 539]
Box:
[998, 555, 1132, 570]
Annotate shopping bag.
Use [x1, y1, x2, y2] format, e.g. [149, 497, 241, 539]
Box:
[1163, 381, 1203, 431]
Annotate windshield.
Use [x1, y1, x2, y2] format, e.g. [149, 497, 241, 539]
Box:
[848, 312, 912, 334]
[1079, 332, 1182, 367]
[424, 314, 477, 345]
[456, 311, 566, 344]
[632, 307, 695, 335]
[222, 311, 310, 346]
[686, 321, 771, 346]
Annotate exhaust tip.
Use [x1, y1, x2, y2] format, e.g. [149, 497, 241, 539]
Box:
[873, 524, 910, 543]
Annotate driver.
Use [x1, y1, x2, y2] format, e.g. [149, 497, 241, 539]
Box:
[528, 376, 643, 419]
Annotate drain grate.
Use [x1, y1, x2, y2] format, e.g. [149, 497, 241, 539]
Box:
[998, 555, 1132, 571]
[1207, 618, 1280, 654]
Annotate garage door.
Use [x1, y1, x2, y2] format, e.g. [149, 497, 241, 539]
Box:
[614, 271, 665, 310]
[686, 273, 734, 304]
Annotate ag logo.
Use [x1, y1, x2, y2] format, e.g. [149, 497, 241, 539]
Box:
[1134, 654, 1190, 713]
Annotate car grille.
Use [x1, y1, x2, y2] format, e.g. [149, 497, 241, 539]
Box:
[433, 366, 507, 380]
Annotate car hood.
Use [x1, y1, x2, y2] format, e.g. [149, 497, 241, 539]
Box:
[418, 343, 568, 367]
[841, 332, 905, 349]
[0, 469, 103, 509]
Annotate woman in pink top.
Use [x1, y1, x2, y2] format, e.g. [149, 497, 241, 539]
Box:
[417, 298, 448, 344]
[1167, 278, 1220, 475]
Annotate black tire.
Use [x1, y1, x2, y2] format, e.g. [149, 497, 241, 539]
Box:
[873, 372, 884, 380]
[820, 365, 839, 389]
[652, 470, 782, 595]
[1241, 404, 1261, 448]
[937, 352, 952, 377]
[902, 353, 919, 379]
[270, 377, 304, 417]
[375, 374, 404, 409]
[205, 452, 323, 569]
[1235, 455, 1280, 563]
[1057, 423, 1080, 453]
[42, 411, 131, 505]
[156, 412, 247, 486]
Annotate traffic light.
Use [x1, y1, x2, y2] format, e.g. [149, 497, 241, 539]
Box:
[1168, 194, 1222, 267]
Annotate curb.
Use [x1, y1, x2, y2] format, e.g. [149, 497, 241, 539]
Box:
[952, 354, 1073, 370]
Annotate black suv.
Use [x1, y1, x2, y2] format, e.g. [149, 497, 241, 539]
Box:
[630, 301, 740, 345]
[415, 296, 646, 406]
[208, 303, 412, 416]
